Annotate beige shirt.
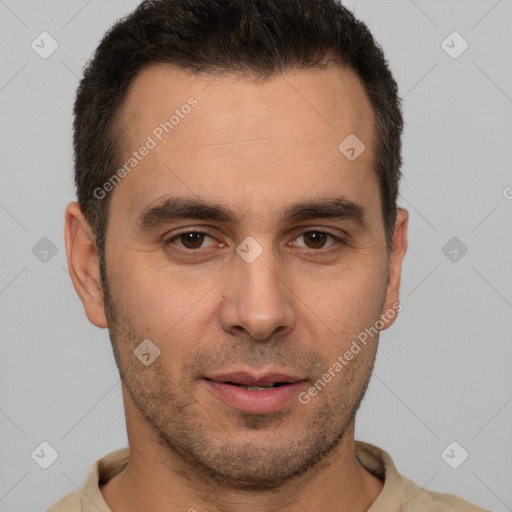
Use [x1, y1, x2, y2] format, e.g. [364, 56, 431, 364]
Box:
[47, 441, 489, 511]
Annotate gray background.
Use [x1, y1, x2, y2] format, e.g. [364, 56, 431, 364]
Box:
[1, 1, 511, 510]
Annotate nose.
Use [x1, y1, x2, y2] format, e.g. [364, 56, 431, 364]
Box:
[219, 247, 296, 341]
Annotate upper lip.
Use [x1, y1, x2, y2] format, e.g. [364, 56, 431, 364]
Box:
[203, 370, 306, 386]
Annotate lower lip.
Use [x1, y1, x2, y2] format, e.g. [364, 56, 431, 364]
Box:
[202, 379, 308, 414]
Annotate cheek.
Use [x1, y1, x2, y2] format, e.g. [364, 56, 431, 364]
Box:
[296, 261, 387, 348]
[107, 249, 221, 343]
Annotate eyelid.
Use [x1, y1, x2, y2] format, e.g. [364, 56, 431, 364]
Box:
[290, 229, 345, 251]
[165, 228, 218, 249]
[289, 226, 348, 239]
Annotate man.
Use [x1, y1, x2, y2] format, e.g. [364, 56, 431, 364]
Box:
[49, 0, 488, 510]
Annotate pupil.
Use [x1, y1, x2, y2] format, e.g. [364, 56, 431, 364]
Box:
[182, 232, 204, 249]
[305, 232, 326, 249]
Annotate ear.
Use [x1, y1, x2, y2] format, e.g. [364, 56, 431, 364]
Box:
[64, 202, 108, 328]
[380, 207, 408, 330]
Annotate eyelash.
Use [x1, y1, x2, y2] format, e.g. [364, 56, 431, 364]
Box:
[163, 228, 347, 254]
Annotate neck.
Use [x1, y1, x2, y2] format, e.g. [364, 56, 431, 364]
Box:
[101, 391, 383, 512]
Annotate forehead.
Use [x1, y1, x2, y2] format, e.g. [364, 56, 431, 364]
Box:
[112, 63, 379, 223]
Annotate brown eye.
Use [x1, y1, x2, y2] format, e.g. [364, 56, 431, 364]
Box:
[167, 231, 216, 250]
[180, 232, 205, 249]
[295, 230, 337, 250]
[303, 231, 328, 249]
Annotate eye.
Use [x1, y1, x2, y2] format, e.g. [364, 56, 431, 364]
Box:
[292, 230, 340, 250]
[164, 228, 344, 254]
[166, 230, 218, 250]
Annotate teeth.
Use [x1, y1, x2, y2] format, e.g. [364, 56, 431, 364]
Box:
[245, 385, 275, 390]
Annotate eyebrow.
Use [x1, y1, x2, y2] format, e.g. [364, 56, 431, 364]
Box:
[137, 195, 367, 230]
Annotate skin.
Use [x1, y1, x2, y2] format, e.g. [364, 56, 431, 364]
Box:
[65, 63, 408, 512]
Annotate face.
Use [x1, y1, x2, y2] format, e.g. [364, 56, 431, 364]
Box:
[85, 64, 406, 490]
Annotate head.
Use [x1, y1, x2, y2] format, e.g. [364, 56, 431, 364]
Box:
[66, 0, 407, 491]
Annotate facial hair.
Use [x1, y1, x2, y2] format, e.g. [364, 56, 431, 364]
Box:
[100, 263, 381, 491]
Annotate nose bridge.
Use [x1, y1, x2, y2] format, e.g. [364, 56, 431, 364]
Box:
[220, 238, 296, 340]
[241, 246, 282, 304]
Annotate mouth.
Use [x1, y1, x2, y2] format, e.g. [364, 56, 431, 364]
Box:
[220, 382, 289, 390]
[201, 371, 308, 414]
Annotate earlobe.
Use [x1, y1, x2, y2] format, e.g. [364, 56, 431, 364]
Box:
[380, 207, 408, 331]
[64, 202, 108, 328]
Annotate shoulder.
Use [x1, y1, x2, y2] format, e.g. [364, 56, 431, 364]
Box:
[400, 474, 491, 512]
[355, 441, 490, 512]
[45, 447, 128, 512]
